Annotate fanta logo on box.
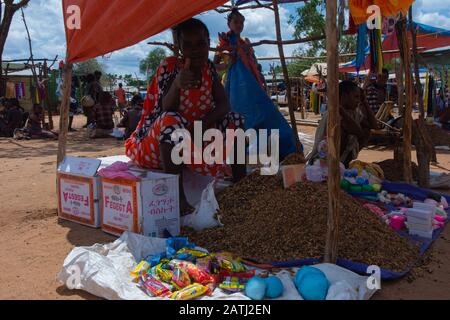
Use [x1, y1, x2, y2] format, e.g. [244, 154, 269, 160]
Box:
[152, 183, 168, 196]
[104, 196, 133, 214]
[63, 192, 89, 207]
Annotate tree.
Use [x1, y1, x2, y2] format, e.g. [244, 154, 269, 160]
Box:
[287, 0, 356, 76]
[0, 0, 31, 95]
[73, 58, 105, 76]
[139, 48, 167, 80]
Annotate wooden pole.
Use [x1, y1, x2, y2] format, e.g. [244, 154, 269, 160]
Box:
[57, 63, 73, 167]
[409, 7, 424, 119]
[324, 0, 340, 264]
[300, 78, 305, 119]
[44, 59, 54, 130]
[396, 16, 413, 184]
[272, 0, 303, 154]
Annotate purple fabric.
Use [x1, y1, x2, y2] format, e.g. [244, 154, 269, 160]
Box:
[98, 161, 138, 181]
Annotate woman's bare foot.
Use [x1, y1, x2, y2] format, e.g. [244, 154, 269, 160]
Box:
[180, 198, 195, 216]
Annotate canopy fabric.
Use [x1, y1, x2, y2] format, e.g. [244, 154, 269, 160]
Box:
[235, 0, 305, 5]
[349, 0, 414, 25]
[339, 22, 450, 73]
[420, 46, 450, 66]
[63, 0, 227, 63]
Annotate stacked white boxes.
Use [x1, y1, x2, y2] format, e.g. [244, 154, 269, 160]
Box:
[406, 202, 435, 239]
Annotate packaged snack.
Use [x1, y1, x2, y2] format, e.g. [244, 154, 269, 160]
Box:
[130, 261, 150, 282]
[196, 256, 212, 274]
[170, 260, 212, 285]
[154, 263, 173, 283]
[166, 237, 195, 258]
[144, 253, 167, 267]
[139, 274, 172, 297]
[215, 255, 246, 273]
[170, 283, 209, 300]
[219, 269, 256, 280]
[171, 266, 191, 290]
[219, 277, 245, 293]
[177, 247, 209, 258]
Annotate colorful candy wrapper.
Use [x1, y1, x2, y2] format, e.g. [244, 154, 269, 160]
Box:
[177, 247, 209, 258]
[171, 266, 191, 290]
[130, 261, 151, 282]
[170, 283, 209, 300]
[196, 256, 212, 274]
[155, 263, 173, 283]
[219, 269, 255, 280]
[219, 277, 245, 293]
[170, 260, 212, 285]
[166, 237, 195, 258]
[215, 255, 246, 273]
[139, 274, 172, 297]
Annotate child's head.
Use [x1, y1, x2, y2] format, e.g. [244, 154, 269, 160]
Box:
[227, 9, 245, 35]
[339, 80, 360, 110]
[174, 18, 210, 69]
[99, 91, 112, 105]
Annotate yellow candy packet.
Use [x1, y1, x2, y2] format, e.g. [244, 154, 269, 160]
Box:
[170, 283, 209, 300]
[131, 261, 151, 282]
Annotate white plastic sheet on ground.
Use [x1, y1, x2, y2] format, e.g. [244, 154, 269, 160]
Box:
[57, 232, 377, 300]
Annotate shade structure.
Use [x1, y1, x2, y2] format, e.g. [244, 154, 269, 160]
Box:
[349, 0, 414, 25]
[62, 0, 228, 63]
[236, 0, 305, 5]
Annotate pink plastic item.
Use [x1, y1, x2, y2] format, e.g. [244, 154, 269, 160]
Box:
[98, 161, 138, 181]
[434, 216, 446, 223]
[363, 203, 385, 218]
[390, 215, 406, 231]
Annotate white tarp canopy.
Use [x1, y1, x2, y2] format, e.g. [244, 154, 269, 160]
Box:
[57, 232, 377, 300]
[301, 63, 328, 77]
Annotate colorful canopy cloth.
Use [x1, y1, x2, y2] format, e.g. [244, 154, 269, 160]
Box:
[235, 0, 306, 5]
[125, 57, 244, 177]
[349, 0, 414, 25]
[340, 22, 450, 73]
[62, 0, 228, 63]
[219, 32, 298, 159]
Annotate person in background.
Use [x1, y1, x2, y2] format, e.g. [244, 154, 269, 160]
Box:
[0, 99, 23, 137]
[436, 89, 446, 118]
[114, 83, 127, 116]
[118, 94, 143, 139]
[26, 104, 57, 139]
[83, 73, 100, 127]
[364, 68, 389, 115]
[307, 81, 375, 167]
[89, 91, 114, 139]
[69, 75, 80, 132]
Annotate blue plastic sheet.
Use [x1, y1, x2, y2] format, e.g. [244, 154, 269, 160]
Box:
[270, 182, 450, 280]
[224, 35, 297, 159]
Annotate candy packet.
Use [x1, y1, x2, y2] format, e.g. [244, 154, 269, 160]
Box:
[130, 261, 151, 282]
[170, 283, 209, 300]
[139, 274, 172, 297]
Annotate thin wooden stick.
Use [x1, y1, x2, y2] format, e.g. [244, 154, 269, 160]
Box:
[57, 63, 72, 167]
[251, 34, 326, 47]
[396, 16, 413, 184]
[272, 0, 303, 154]
[324, 0, 340, 264]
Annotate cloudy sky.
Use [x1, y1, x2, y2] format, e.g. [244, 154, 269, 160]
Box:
[3, 0, 450, 78]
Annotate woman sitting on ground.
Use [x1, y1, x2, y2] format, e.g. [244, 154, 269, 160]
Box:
[26, 104, 58, 139]
[125, 18, 246, 215]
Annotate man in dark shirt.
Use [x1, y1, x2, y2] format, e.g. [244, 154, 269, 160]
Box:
[89, 91, 114, 139]
[364, 68, 389, 116]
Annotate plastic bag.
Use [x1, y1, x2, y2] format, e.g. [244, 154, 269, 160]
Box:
[182, 181, 223, 232]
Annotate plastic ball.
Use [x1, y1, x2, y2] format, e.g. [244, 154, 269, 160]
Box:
[245, 277, 267, 300]
[264, 276, 284, 299]
[340, 179, 351, 190]
[294, 267, 329, 300]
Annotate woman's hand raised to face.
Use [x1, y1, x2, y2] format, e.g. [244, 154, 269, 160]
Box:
[175, 58, 201, 90]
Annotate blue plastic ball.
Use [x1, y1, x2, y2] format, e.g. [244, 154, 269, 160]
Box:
[265, 276, 284, 299]
[294, 267, 329, 300]
[245, 277, 267, 300]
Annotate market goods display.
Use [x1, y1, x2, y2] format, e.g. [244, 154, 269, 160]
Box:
[375, 159, 419, 182]
[281, 153, 306, 166]
[182, 171, 420, 272]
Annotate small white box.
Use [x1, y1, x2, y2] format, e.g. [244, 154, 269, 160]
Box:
[407, 216, 433, 228]
[409, 229, 434, 239]
[413, 202, 436, 212]
[101, 170, 179, 237]
[406, 208, 434, 221]
[57, 156, 102, 228]
[407, 222, 433, 232]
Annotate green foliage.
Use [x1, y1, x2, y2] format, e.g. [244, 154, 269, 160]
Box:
[73, 58, 105, 76]
[139, 48, 167, 80]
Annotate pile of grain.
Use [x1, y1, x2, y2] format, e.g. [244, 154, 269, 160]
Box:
[182, 171, 419, 272]
[376, 159, 419, 182]
[426, 124, 450, 147]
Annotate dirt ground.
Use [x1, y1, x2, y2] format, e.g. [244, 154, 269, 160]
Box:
[0, 114, 449, 300]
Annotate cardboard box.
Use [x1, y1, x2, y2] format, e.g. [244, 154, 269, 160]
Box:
[281, 164, 305, 189]
[57, 157, 102, 228]
[101, 170, 179, 237]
